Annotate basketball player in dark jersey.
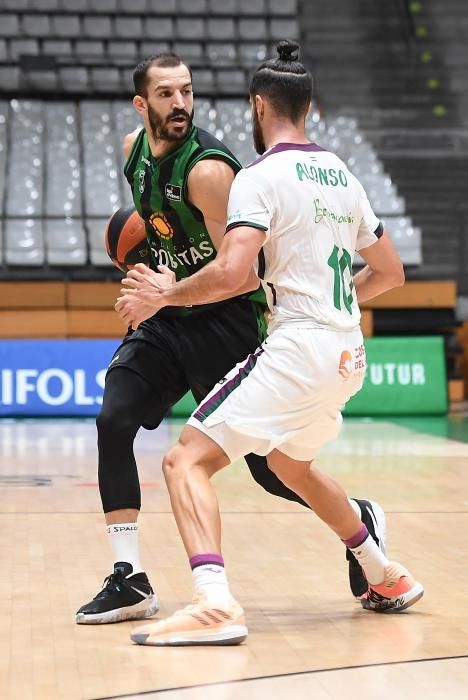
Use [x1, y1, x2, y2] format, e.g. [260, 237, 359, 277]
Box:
[76, 53, 385, 624]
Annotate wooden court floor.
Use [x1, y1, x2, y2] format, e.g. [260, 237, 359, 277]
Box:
[1, 416, 468, 700]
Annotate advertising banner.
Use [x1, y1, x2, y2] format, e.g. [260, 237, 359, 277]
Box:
[0, 336, 447, 417]
[0, 339, 119, 416]
[344, 336, 447, 415]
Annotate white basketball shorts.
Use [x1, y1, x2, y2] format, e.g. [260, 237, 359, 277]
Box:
[187, 325, 366, 463]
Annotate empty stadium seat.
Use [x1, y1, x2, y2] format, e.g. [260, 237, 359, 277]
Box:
[239, 0, 266, 14]
[179, 0, 207, 12]
[238, 19, 267, 41]
[52, 14, 82, 38]
[269, 18, 299, 40]
[0, 103, 8, 214]
[7, 101, 44, 218]
[32, 0, 60, 9]
[87, 219, 114, 267]
[9, 39, 39, 61]
[140, 41, 171, 57]
[82, 16, 112, 39]
[0, 66, 20, 90]
[59, 66, 89, 92]
[45, 219, 87, 265]
[81, 102, 121, 216]
[216, 69, 247, 95]
[207, 43, 237, 67]
[5, 219, 45, 266]
[207, 18, 236, 40]
[268, 0, 298, 14]
[61, 0, 88, 11]
[115, 17, 143, 40]
[144, 18, 174, 40]
[147, 0, 176, 12]
[42, 39, 72, 56]
[173, 42, 204, 67]
[120, 0, 147, 13]
[176, 18, 206, 40]
[0, 15, 20, 37]
[44, 102, 81, 217]
[208, 0, 238, 14]
[108, 41, 138, 66]
[89, 67, 121, 93]
[23, 14, 51, 38]
[238, 43, 267, 66]
[75, 41, 106, 64]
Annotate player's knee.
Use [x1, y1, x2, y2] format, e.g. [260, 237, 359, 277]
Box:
[162, 444, 185, 482]
[96, 405, 138, 442]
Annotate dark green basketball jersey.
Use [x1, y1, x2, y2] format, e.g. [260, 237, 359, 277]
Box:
[124, 125, 266, 316]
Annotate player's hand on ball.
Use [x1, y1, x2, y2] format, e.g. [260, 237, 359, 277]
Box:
[123, 263, 175, 291]
[115, 293, 162, 330]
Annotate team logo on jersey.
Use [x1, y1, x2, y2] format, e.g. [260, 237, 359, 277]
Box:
[138, 169, 145, 194]
[165, 183, 182, 201]
[338, 350, 353, 379]
[149, 212, 174, 240]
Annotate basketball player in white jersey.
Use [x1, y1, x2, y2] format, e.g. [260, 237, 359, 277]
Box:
[116, 40, 424, 647]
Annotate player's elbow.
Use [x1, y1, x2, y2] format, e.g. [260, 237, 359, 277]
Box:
[220, 263, 248, 294]
[389, 262, 405, 289]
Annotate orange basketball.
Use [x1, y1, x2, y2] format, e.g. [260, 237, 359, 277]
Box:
[105, 206, 150, 271]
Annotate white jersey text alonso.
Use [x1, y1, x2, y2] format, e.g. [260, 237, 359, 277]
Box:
[226, 142, 383, 331]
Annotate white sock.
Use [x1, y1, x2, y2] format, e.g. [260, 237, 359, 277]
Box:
[348, 535, 389, 585]
[106, 523, 143, 575]
[192, 564, 232, 606]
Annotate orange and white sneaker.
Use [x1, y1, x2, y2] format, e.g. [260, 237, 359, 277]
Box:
[130, 592, 248, 646]
[361, 561, 424, 613]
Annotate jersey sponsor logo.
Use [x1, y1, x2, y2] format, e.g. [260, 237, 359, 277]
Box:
[338, 350, 353, 379]
[314, 199, 355, 225]
[141, 156, 151, 167]
[150, 240, 214, 270]
[149, 212, 174, 240]
[296, 161, 348, 187]
[165, 183, 182, 201]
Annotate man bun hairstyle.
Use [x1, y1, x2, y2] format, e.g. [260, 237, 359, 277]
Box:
[249, 40, 312, 122]
[276, 39, 300, 62]
[133, 52, 192, 97]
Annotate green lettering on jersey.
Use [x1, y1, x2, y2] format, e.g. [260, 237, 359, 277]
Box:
[296, 162, 309, 181]
[295, 163, 348, 188]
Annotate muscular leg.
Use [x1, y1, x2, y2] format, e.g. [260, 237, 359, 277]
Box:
[162, 426, 229, 557]
[266, 450, 361, 539]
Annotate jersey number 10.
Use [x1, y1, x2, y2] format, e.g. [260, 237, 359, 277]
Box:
[327, 245, 354, 314]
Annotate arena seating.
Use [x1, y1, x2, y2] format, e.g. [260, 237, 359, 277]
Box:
[0, 98, 421, 272]
[0, 1, 300, 96]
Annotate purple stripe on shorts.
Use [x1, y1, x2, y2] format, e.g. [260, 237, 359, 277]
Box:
[342, 524, 369, 549]
[190, 553, 224, 569]
[247, 142, 326, 168]
[194, 346, 264, 422]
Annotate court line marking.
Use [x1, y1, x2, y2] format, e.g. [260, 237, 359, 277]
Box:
[91, 654, 468, 700]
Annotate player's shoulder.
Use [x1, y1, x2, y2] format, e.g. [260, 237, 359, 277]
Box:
[193, 125, 238, 160]
[122, 127, 144, 159]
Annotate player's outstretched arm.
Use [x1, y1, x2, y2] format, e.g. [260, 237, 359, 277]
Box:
[354, 232, 405, 304]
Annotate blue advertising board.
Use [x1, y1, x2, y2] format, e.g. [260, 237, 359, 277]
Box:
[0, 340, 119, 416]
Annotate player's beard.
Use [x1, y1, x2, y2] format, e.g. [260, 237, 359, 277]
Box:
[252, 104, 266, 155]
[148, 105, 194, 142]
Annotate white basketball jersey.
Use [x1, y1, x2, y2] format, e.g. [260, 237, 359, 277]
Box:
[226, 143, 383, 331]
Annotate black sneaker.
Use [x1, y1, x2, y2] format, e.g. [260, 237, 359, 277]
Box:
[75, 562, 159, 624]
[346, 499, 387, 598]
